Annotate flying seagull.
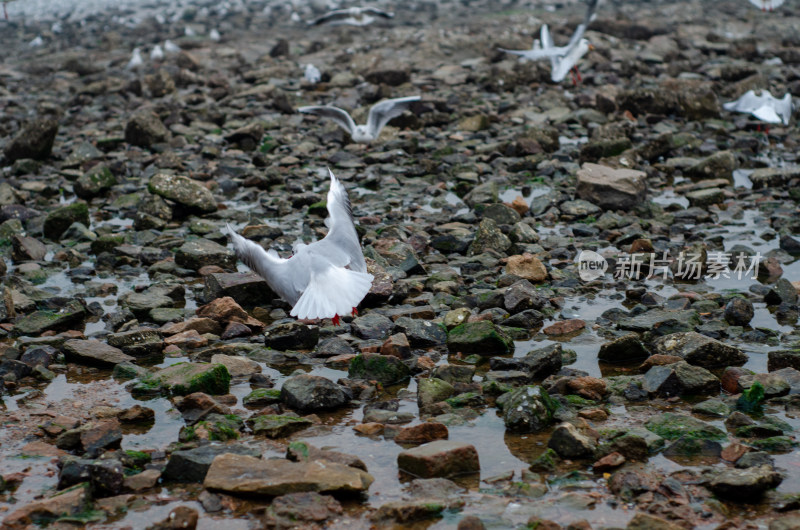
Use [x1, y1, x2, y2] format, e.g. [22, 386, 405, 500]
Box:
[298, 96, 420, 143]
[723, 90, 794, 126]
[748, 0, 785, 11]
[499, 0, 598, 84]
[308, 6, 394, 27]
[227, 170, 374, 326]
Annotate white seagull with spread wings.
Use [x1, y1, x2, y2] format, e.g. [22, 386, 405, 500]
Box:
[298, 96, 420, 143]
[308, 6, 394, 26]
[227, 170, 373, 326]
[748, 0, 785, 11]
[723, 90, 794, 126]
[499, 0, 598, 84]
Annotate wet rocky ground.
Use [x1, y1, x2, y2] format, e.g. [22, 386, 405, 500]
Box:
[1, 0, 800, 528]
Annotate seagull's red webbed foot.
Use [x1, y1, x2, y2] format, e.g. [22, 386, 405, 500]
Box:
[332, 314, 341, 326]
[351, 307, 359, 317]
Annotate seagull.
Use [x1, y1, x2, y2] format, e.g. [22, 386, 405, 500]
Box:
[304, 64, 322, 84]
[164, 40, 181, 54]
[150, 44, 164, 61]
[499, 0, 598, 84]
[126, 48, 143, 70]
[209, 28, 221, 41]
[723, 90, 794, 126]
[29, 36, 44, 47]
[748, 0, 785, 11]
[298, 96, 420, 143]
[308, 6, 394, 27]
[227, 170, 374, 326]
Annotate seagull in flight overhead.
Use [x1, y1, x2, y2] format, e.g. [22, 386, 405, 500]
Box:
[499, 0, 598, 84]
[298, 96, 420, 143]
[308, 6, 394, 27]
[227, 170, 374, 326]
[723, 90, 794, 128]
[748, 0, 785, 11]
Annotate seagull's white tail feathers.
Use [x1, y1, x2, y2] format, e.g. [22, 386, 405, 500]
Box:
[290, 266, 373, 320]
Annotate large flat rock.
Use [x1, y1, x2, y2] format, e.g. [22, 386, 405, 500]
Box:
[203, 453, 373, 496]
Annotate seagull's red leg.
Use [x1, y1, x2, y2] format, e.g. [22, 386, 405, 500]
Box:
[351, 307, 358, 317]
[575, 66, 583, 83]
[765, 125, 770, 135]
[332, 314, 340, 326]
[570, 70, 578, 86]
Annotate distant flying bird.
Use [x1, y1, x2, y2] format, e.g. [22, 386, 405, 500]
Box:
[308, 6, 394, 27]
[748, 0, 785, 10]
[298, 96, 420, 143]
[227, 170, 373, 325]
[723, 90, 794, 126]
[126, 48, 143, 70]
[150, 44, 164, 61]
[499, 0, 598, 84]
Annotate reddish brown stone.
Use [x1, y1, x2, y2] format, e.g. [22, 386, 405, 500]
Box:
[196, 296, 263, 329]
[578, 408, 609, 421]
[543, 319, 586, 336]
[161, 317, 222, 336]
[354, 423, 384, 435]
[198, 265, 225, 276]
[397, 440, 479, 478]
[593, 452, 626, 473]
[381, 333, 411, 359]
[394, 422, 449, 444]
[508, 196, 529, 216]
[164, 330, 208, 349]
[639, 354, 684, 372]
[721, 443, 750, 463]
[721, 366, 750, 394]
[566, 376, 608, 401]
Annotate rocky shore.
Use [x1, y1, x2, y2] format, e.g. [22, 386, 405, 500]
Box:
[1, 0, 800, 528]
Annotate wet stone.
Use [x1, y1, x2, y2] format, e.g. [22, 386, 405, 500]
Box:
[162, 444, 261, 483]
[548, 423, 597, 459]
[351, 312, 395, 340]
[43, 202, 90, 241]
[575, 163, 647, 210]
[204, 272, 276, 307]
[175, 239, 235, 270]
[264, 322, 319, 350]
[62, 339, 135, 367]
[106, 329, 164, 358]
[447, 321, 514, 355]
[645, 412, 726, 441]
[392, 317, 447, 347]
[281, 374, 351, 412]
[250, 414, 313, 438]
[397, 440, 480, 478]
[204, 453, 373, 496]
[263, 491, 343, 528]
[348, 353, 411, 385]
[149, 362, 231, 396]
[598, 334, 650, 363]
[4, 116, 59, 162]
[642, 361, 719, 397]
[502, 385, 559, 433]
[125, 111, 169, 148]
[708, 465, 783, 500]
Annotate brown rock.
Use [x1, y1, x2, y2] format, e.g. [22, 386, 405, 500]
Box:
[397, 440, 479, 478]
[394, 423, 449, 444]
[147, 506, 198, 530]
[3, 485, 88, 527]
[161, 317, 223, 336]
[721, 366, 750, 394]
[721, 443, 750, 463]
[626, 513, 682, 530]
[508, 197, 529, 216]
[204, 454, 374, 496]
[381, 333, 411, 359]
[505, 253, 547, 282]
[566, 377, 608, 401]
[124, 469, 161, 492]
[196, 296, 263, 329]
[164, 330, 208, 349]
[639, 354, 684, 372]
[118, 404, 155, 423]
[354, 423, 385, 435]
[543, 319, 585, 336]
[593, 452, 626, 473]
[578, 408, 609, 421]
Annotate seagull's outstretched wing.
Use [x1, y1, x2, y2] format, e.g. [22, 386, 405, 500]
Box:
[752, 105, 782, 124]
[227, 224, 304, 306]
[551, 39, 590, 82]
[307, 9, 350, 26]
[311, 169, 368, 273]
[365, 96, 420, 139]
[362, 7, 394, 19]
[564, 0, 599, 52]
[723, 90, 767, 113]
[776, 94, 793, 126]
[298, 106, 357, 136]
[539, 25, 560, 71]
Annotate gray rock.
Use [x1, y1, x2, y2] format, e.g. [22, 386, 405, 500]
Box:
[642, 361, 719, 397]
[468, 218, 511, 256]
[281, 374, 350, 412]
[43, 202, 90, 241]
[175, 239, 235, 270]
[162, 444, 261, 483]
[149, 173, 217, 213]
[348, 353, 411, 385]
[724, 297, 754, 326]
[264, 322, 319, 351]
[74, 165, 117, 199]
[598, 334, 650, 363]
[617, 310, 699, 335]
[764, 278, 798, 306]
[351, 313, 395, 340]
[502, 385, 558, 433]
[392, 317, 447, 347]
[106, 329, 164, 358]
[62, 339, 135, 367]
[125, 111, 169, 148]
[651, 332, 746, 368]
[204, 272, 276, 308]
[548, 422, 597, 459]
[4, 117, 59, 162]
[708, 465, 782, 500]
[685, 151, 736, 180]
[504, 280, 547, 314]
[575, 163, 647, 211]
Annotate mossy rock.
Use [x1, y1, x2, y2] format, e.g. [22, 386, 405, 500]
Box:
[447, 321, 514, 355]
[645, 412, 726, 442]
[529, 448, 559, 473]
[43, 202, 90, 241]
[749, 436, 797, 453]
[348, 353, 410, 385]
[243, 388, 282, 407]
[249, 414, 312, 438]
[150, 362, 231, 396]
[445, 392, 485, 408]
